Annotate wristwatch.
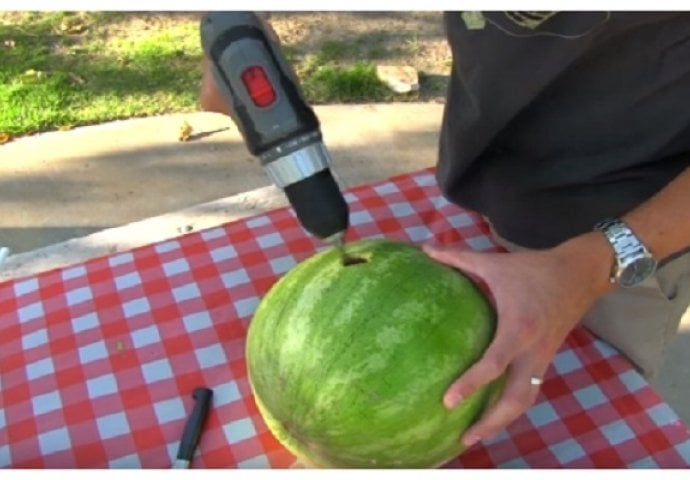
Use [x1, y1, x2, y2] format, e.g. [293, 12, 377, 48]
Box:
[594, 218, 657, 288]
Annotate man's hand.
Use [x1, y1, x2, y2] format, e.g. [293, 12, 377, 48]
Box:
[423, 232, 614, 448]
[200, 56, 231, 115]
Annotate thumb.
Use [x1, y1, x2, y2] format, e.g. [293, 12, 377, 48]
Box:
[422, 244, 494, 302]
[422, 244, 481, 275]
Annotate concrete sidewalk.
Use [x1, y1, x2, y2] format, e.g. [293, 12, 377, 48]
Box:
[0, 105, 442, 256]
[0, 104, 688, 423]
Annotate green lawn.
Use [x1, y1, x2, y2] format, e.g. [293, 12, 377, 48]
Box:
[0, 12, 203, 138]
[0, 12, 418, 140]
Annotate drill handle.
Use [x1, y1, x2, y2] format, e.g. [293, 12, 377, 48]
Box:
[200, 12, 320, 159]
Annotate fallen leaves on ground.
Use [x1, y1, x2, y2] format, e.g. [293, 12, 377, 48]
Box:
[59, 18, 88, 35]
[68, 72, 86, 85]
[178, 120, 193, 142]
[0, 133, 12, 145]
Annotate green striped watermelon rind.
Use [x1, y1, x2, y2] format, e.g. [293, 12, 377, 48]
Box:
[246, 238, 503, 468]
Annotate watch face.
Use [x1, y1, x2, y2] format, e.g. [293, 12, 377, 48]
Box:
[619, 257, 658, 288]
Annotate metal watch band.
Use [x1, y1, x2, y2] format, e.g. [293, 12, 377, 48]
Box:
[594, 218, 655, 285]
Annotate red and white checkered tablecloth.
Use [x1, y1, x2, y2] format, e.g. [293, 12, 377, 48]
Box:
[1, 168, 689, 469]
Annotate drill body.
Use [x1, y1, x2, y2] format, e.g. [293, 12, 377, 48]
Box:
[200, 12, 349, 243]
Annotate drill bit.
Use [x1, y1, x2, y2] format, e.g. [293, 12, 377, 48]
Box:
[325, 231, 347, 257]
[325, 232, 366, 266]
[0, 247, 9, 268]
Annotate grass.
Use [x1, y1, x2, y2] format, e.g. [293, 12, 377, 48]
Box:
[0, 12, 202, 138]
[0, 12, 430, 139]
[304, 63, 394, 103]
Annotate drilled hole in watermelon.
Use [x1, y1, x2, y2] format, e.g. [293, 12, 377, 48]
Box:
[342, 255, 368, 266]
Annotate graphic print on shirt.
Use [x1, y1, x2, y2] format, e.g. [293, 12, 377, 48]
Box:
[461, 12, 610, 38]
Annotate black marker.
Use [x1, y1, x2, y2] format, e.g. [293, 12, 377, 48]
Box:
[173, 387, 213, 469]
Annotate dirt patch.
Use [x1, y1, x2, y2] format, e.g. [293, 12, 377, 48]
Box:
[267, 12, 451, 100]
[268, 12, 449, 71]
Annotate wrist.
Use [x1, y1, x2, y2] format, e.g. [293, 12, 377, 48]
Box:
[551, 230, 617, 301]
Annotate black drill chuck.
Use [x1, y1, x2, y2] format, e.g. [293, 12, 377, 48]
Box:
[283, 170, 349, 240]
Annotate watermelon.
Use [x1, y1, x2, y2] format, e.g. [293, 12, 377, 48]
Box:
[246, 239, 499, 468]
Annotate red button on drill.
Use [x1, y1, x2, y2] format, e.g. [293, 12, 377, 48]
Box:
[241, 65, 276, 108]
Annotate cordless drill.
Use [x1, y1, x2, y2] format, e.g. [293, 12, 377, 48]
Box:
[200, 12, 349, 247]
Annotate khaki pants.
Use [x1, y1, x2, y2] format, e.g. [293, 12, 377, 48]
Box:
[488, 224, 690, 378]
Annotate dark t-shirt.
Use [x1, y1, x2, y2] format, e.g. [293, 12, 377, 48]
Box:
[438, 12, 690, 248]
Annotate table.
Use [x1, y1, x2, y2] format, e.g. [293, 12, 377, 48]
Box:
[1, 168, 689, 468]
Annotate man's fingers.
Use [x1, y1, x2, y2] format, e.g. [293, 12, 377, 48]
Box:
[426, 243, 551, 444]
[199, 56, 232, 115]
[460, 359, 545, 448]
[443, 332, 518, 409]
[422, 244, 492, 294]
